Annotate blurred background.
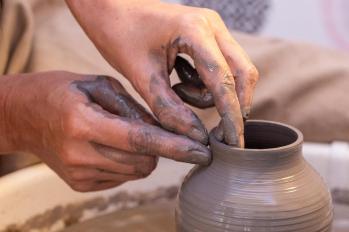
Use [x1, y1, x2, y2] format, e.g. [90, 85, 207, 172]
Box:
[1, 0, 349, 231]
[171, 0, 349, 52]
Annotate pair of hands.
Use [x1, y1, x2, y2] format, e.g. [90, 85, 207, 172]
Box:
[0, 0, 258, 192]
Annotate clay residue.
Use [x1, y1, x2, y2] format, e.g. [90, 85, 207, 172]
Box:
[2, 186, 178, 232]
[61, 200, 176, 232]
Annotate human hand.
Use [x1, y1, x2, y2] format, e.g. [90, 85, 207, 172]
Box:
[0, 72, 210, 192]
[66, 0, 259, 147]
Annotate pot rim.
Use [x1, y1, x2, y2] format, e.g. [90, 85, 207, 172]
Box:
[209, 120, 304, 155]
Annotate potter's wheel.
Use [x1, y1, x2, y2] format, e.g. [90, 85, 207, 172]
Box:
[60, 201, 348, 232]
[60, 201, 176, 232]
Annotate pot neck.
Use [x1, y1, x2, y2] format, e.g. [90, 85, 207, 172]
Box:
[209, 120, 304, 167]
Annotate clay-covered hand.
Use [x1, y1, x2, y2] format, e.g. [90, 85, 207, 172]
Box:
[0, 72, 210, 192]
[65, 0, 259, 147]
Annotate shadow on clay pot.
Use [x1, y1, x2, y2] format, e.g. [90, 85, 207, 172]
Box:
[176, 120, 333, 232]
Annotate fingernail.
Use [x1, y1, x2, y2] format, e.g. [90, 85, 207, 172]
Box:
[187, 148, 211, 165]
[242, 107, 251, 121]
[191, 127, 209, 145]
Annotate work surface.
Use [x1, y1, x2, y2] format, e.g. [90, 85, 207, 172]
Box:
[1, 143, 349, 231]
[61, 201, 348, 232]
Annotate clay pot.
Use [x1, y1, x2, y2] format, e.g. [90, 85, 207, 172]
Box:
[176, 120, 333, 232]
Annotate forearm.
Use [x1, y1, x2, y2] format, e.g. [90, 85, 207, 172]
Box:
[65, 0, 160, 13]
[65, 0, 158, 30]
[0, 75, 20, 154]
[65, 0, 160, 44]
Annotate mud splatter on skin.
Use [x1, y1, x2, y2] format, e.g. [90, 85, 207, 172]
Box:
[171, 37, 219, 73]
[232, 68, 252, 120]
[171, 36, 193, 56]
[72, 75, 163, 161]
[128, 126, 158, 155]
[91, 145, 157, 178]
[193, 52, 219, 74]
[127, 124, 209, 164]
[90, 142, 154, 167]
[222, 71, 236, 88]
[206, 63, 219, 72]
[74, 76, 156, 125]
[148, 74, 179, 133]
[170, 33, 246, 147]
[221, 114, 243, 147]
[148, 70, 208, 145]
[72, 75, 210, 164]
[171, 55, 243, 146]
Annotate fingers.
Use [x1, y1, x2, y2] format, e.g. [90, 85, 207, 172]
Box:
[67, 167, 140, 182]
[90, 181, 124, 192]
[214, 27, 259, 120]
[91, 142, 158, 176]
[172, 32, 244, 147]
[74, 76, 157, 125]
[68, 179, 128, 192]
[132, 59, 208, 144]
[61, 142, 158, 192]
[84, 109, 211, 165]
[214, 120, 224, 142]
[62, 141, 138, 175]
[172, 57, 214, 108]
[172, 83, 213, 108]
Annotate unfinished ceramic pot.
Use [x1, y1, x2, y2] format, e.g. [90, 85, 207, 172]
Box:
[176, 120, 333, 232]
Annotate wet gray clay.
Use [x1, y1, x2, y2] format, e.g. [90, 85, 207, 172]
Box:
[176, 120, 333, 231]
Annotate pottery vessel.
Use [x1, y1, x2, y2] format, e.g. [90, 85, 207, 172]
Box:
[176, 120, 333, 231]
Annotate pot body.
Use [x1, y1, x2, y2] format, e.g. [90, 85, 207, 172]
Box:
[176, 120, 333, 232]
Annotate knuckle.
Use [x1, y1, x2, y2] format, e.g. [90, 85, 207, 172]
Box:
[69, 171, 90, 182]
[156, 107, 174, 125]
[246, 66, 259, 84]
[61, 150, 80, 167]
[128, 125, 155, 155]
[202, 8, 221, 19]
[136, 157, 157, 177]
[222, 71, 236, 88]
[180, 13, 210, 31]
[62, 104, 89, 138]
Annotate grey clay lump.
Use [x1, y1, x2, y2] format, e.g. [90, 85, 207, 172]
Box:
[176, 120, 333, 232]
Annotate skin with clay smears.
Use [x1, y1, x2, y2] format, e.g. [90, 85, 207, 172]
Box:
[65, 0, 259, 147]
[0, 0, 260, 193]
[74, 76, 156, 124]
[0, 72, 210, 192]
